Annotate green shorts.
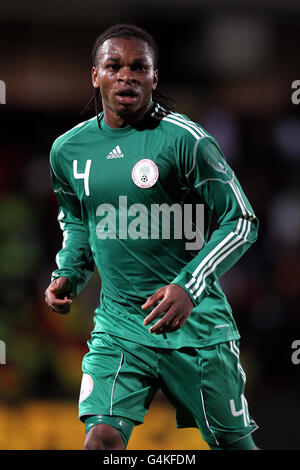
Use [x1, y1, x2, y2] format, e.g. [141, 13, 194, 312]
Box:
[78, 333, 258, 449]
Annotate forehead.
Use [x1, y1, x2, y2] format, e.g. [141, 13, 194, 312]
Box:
[97, 37, 154, 64]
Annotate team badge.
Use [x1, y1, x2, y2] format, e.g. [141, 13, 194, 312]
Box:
[79, 373, 94, 403]
[131, 159, 159, 188]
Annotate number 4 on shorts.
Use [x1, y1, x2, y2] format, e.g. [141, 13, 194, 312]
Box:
[230, 394, 250, 426]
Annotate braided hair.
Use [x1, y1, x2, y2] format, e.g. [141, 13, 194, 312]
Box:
[82, 23, 175, 127]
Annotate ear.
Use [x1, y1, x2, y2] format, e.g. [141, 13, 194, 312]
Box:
[92, 66, 100, 88]
[152, 69, 158, 91]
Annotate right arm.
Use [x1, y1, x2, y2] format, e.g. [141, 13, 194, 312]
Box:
[45, 143, 95, 313]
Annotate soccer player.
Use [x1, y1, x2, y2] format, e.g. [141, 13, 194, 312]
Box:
[45, 24, 260, 450]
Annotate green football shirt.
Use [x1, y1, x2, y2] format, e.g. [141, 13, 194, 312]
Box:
[50, 102, 258, 348]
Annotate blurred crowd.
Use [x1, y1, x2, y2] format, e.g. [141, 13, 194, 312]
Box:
[0, 5, 300, 448]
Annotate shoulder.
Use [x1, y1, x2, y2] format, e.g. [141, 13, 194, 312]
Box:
[49, 115, 98, 176]
[151, 103, 213, 144]
[50, 115, 98, 159]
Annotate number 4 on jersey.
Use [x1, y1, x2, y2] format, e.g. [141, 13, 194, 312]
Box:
[73, 159, 91, 196]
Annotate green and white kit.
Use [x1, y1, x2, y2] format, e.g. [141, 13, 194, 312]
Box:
[80, 333, 258, 449]
[50, 102, 259, 448]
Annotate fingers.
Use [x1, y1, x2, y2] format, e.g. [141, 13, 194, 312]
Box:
[149, 318, 185, 335]
[142, 288, 167, 327]
[45, 278, 73, 314]
[148, 312, 186, 335]
[49, 296, 72, 312]
[147, 311, 174, 333]
[142, 285, 189, 334]
[45, 290, 72, 314]
[143, 299, 167, 327]
[143, 284, 193, 335]
[144, 300, 185, 334]
[141, 287, 165, 312]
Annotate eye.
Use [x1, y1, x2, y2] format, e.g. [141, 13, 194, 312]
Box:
[107, 63, 120, 71]
[131, 64, 147, 72]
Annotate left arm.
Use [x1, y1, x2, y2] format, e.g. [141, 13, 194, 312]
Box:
[143, 137, 259, 334]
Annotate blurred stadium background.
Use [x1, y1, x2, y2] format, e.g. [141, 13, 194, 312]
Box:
[0, 0, 300, 450]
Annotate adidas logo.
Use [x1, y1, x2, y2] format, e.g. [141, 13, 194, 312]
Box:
[106, 145, 124, 159]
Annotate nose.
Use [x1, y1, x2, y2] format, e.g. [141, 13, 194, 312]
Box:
[118, 66, 136, 83]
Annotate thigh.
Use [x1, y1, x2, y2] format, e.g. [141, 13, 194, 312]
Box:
[79, 333, 159, 424]
[198, 341, 258, 448]
[160, 341, 258, 449]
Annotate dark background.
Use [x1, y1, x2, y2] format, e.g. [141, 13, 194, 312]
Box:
[0, 0, 300, 450]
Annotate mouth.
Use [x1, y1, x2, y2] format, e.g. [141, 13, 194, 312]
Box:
[115, 88, 139, 105]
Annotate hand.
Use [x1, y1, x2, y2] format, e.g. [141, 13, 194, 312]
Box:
[142, 284, 193, 335]
[45, 277, 73, 314]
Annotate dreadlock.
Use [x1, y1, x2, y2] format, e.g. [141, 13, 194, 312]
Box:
[81, 23, 175, 128]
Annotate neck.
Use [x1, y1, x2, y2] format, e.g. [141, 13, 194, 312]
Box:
[103, 100, 153, 129]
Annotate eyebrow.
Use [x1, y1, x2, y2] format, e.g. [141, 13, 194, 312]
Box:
[105, 56, 149, 64]
[105, 57, 120, 62]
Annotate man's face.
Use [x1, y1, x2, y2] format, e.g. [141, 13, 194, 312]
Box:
[92, 37, 158, 127]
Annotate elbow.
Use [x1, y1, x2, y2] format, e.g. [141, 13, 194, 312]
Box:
[248, 215, 259, 244]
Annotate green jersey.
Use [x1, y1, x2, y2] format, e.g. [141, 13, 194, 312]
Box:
[50, 102, 258, 349]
